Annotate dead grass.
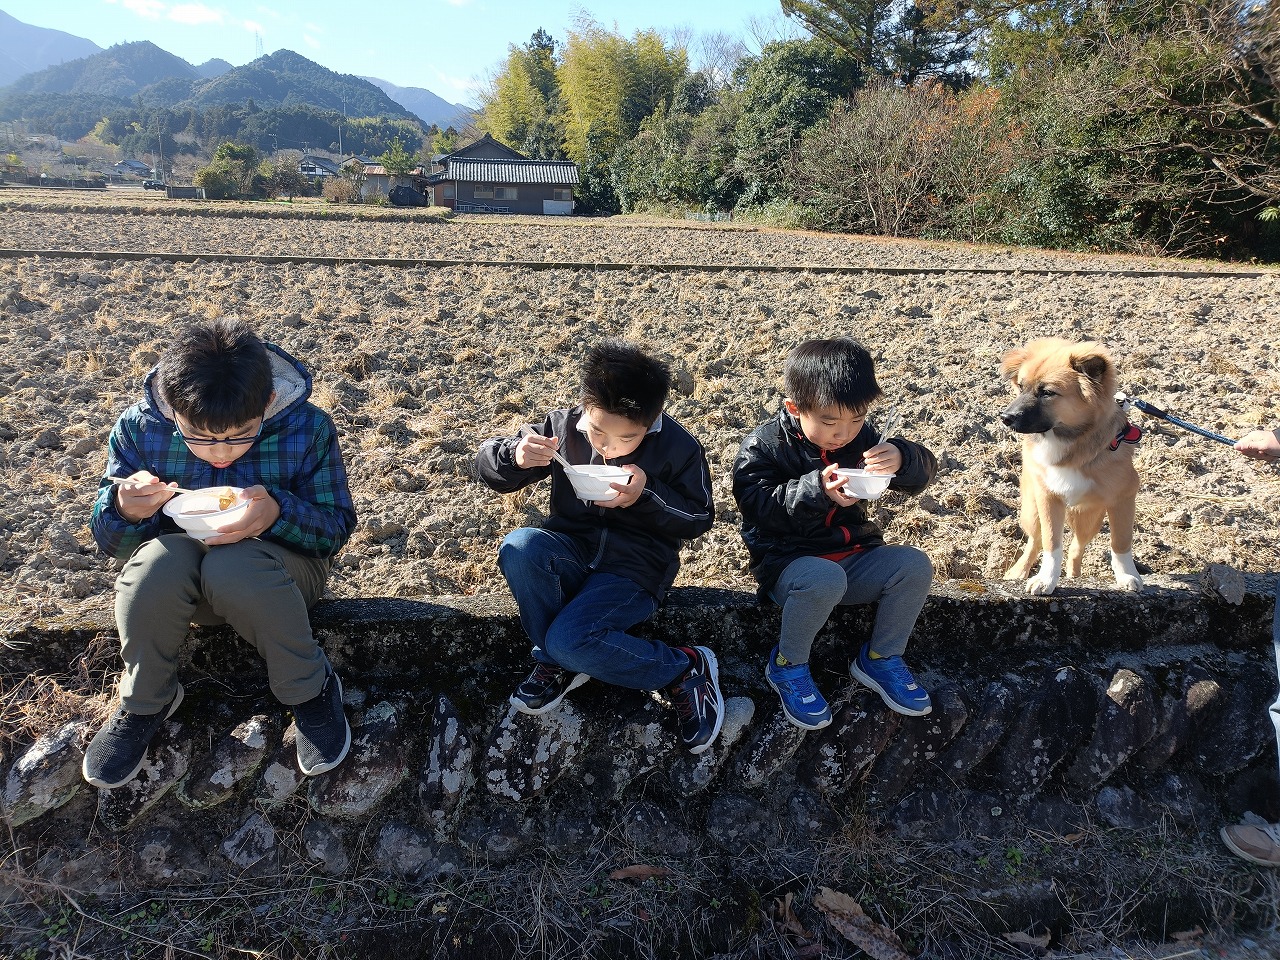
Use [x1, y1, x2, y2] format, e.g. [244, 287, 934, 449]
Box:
[2, 799, 1277, 960]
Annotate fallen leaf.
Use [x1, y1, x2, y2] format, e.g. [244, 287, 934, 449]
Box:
[609, 865, 672, 881]
[1002, 931, 1050, 949]
[771, 892, 814, 939]
[431, 902, 448, 916]
[792, 945, 825, 959]
[814, 887, 913, 960]
[1171, 927, 1204, 943]
[814, 887, 866, 918]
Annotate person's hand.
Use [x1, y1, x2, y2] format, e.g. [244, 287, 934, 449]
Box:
[862, 441, 902, 474]
[203, 486, 280, 545]
[114, 471, 180, 523]
[515, 433, 560, 469]
[598, 464, 646, 508]
[821, 463, 861, 506]
[1235, 428, 1280, 462]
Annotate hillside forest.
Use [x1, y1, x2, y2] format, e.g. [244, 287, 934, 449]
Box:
[2, 1, 1278, 260]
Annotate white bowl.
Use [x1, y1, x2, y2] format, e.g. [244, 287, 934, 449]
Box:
[833, 469, 895, 500]
[162, 486, 248, 540]
[565, 464, 632, 502]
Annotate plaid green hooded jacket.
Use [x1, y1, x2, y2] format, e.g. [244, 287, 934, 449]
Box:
[91, 343, 356, 561]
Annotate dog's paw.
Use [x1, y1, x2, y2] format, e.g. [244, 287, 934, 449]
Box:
[1025, 575, 1058, 596]
[1115, 574, 1144, 592]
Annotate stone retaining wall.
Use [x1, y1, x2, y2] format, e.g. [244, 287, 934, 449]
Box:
[3, 574, 1278, 954]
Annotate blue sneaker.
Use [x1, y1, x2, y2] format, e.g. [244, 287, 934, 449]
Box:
[850, 645, 932, 716]
[765, 647, 832, 730]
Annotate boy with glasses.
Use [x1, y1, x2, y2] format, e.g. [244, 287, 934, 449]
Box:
[83, 318, 357, 789]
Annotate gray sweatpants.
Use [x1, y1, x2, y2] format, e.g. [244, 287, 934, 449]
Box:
[115, 534, 331, 714]
[768, 545, 934, 664]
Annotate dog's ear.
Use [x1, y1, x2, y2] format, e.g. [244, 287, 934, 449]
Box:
[999, 347, 1026, 381]
[1069, 348, 1112, 384]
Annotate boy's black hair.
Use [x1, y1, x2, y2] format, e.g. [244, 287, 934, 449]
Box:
[580, 339, 671, 426]
[156, 318, 274, 433]
[784, 338, 882, 413]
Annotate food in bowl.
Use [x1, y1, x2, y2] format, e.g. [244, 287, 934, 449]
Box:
[833, 468, 895, 501]
[564, 464, 632, 502]
[162, 486, 248, 540]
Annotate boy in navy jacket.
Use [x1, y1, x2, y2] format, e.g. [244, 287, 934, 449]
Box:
[733, 338, 937, 730]
[476, 340, 724, 754]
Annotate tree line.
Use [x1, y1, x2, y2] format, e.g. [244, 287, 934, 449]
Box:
[479, 2, 1279, 259]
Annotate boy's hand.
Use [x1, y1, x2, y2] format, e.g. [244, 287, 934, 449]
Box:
[203, 486, 280, 545]
[1235, 428, 1280, 462]
[862, 442, 902, 474]
[515, 433, 560, 469]
[821, 463, 861, 506]
[114, 471, 180, 522]
[599, 464, 646, 509]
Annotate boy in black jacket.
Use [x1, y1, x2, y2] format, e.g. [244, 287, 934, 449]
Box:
[475, 340, 725, 754]
[733, 338, 937, 730]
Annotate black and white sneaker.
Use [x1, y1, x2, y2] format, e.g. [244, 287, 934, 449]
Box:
[293, 670, 352, 776]
[510, 661, 590, 715]
[669, 646, 725, 754]
[82, 684, 184, 789]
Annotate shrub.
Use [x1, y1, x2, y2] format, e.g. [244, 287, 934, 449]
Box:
[322, 178, 359, 203]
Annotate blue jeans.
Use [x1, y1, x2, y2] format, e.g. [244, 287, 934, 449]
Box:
[768, 545, 934, 664]
[497, 527, 689, 691]
[1271, 579, 1280, 782]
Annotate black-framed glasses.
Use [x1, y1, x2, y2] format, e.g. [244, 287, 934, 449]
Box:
[174, 421, 263, 447]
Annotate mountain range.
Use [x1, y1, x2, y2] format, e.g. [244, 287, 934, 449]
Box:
[0, 10, 472, 129]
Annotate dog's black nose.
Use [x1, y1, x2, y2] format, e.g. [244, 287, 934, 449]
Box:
[999, 410, 1017, 427]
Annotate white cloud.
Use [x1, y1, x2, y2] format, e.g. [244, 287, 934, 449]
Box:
[255, 5, 282, 19]
[302, 33, 321, 49]
[122, 0, 166, 18]
[305, 22, 323, 33]
[169, 3, 224, 25]
[243, 19, 265, 33]
[433, 69, 472, 95]
[445, 0, 473, 6]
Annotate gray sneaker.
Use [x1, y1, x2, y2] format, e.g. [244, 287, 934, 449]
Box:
[293, 670, 351, 776]
[82, 684, 184, 789]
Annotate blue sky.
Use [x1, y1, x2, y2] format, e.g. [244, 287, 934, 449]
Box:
[10, 1, 794, 106]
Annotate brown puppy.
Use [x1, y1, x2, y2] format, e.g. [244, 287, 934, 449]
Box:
[999, 337, 1143, 595]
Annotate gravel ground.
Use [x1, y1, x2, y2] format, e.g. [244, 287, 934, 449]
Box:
[1, 197, 1279, 629]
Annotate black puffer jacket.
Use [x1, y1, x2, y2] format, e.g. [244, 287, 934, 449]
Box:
[475, 405, 714, 598]
[732, 407, 937, 593]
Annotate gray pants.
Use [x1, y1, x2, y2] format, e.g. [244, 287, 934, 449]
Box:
[116, 534, 330, 714]
[768, 546, 934, 664]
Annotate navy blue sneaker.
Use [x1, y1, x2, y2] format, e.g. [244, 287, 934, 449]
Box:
[82, 684, 184, 789]
[669, 646, 725, 754]
[765, 647, 832, 731]
[510, 661, 590, 715]
[850, 645, 932, 716]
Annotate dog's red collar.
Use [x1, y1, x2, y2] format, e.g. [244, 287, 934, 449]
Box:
[1109, 421, 1142, 451]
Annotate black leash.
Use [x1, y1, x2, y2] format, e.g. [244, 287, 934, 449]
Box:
[1118, 393, 1237, 446]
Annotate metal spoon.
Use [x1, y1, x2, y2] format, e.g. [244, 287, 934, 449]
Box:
[548, 448, 579, 473]
[877, 405, 901, 446]
[109, 476, 197, 495]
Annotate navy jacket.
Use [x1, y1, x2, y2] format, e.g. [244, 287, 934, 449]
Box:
[475, 405, 714, 598]
[732, 407, 936, 593]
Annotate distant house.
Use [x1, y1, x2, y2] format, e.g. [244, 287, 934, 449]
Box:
[298, 155, 340, 178]
[342, 156, 429, 202]
[114, 159, 151, 177]
[424, 134, 578, 215]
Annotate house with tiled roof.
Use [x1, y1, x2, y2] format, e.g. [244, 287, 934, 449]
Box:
[424, 134, 578, 215]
